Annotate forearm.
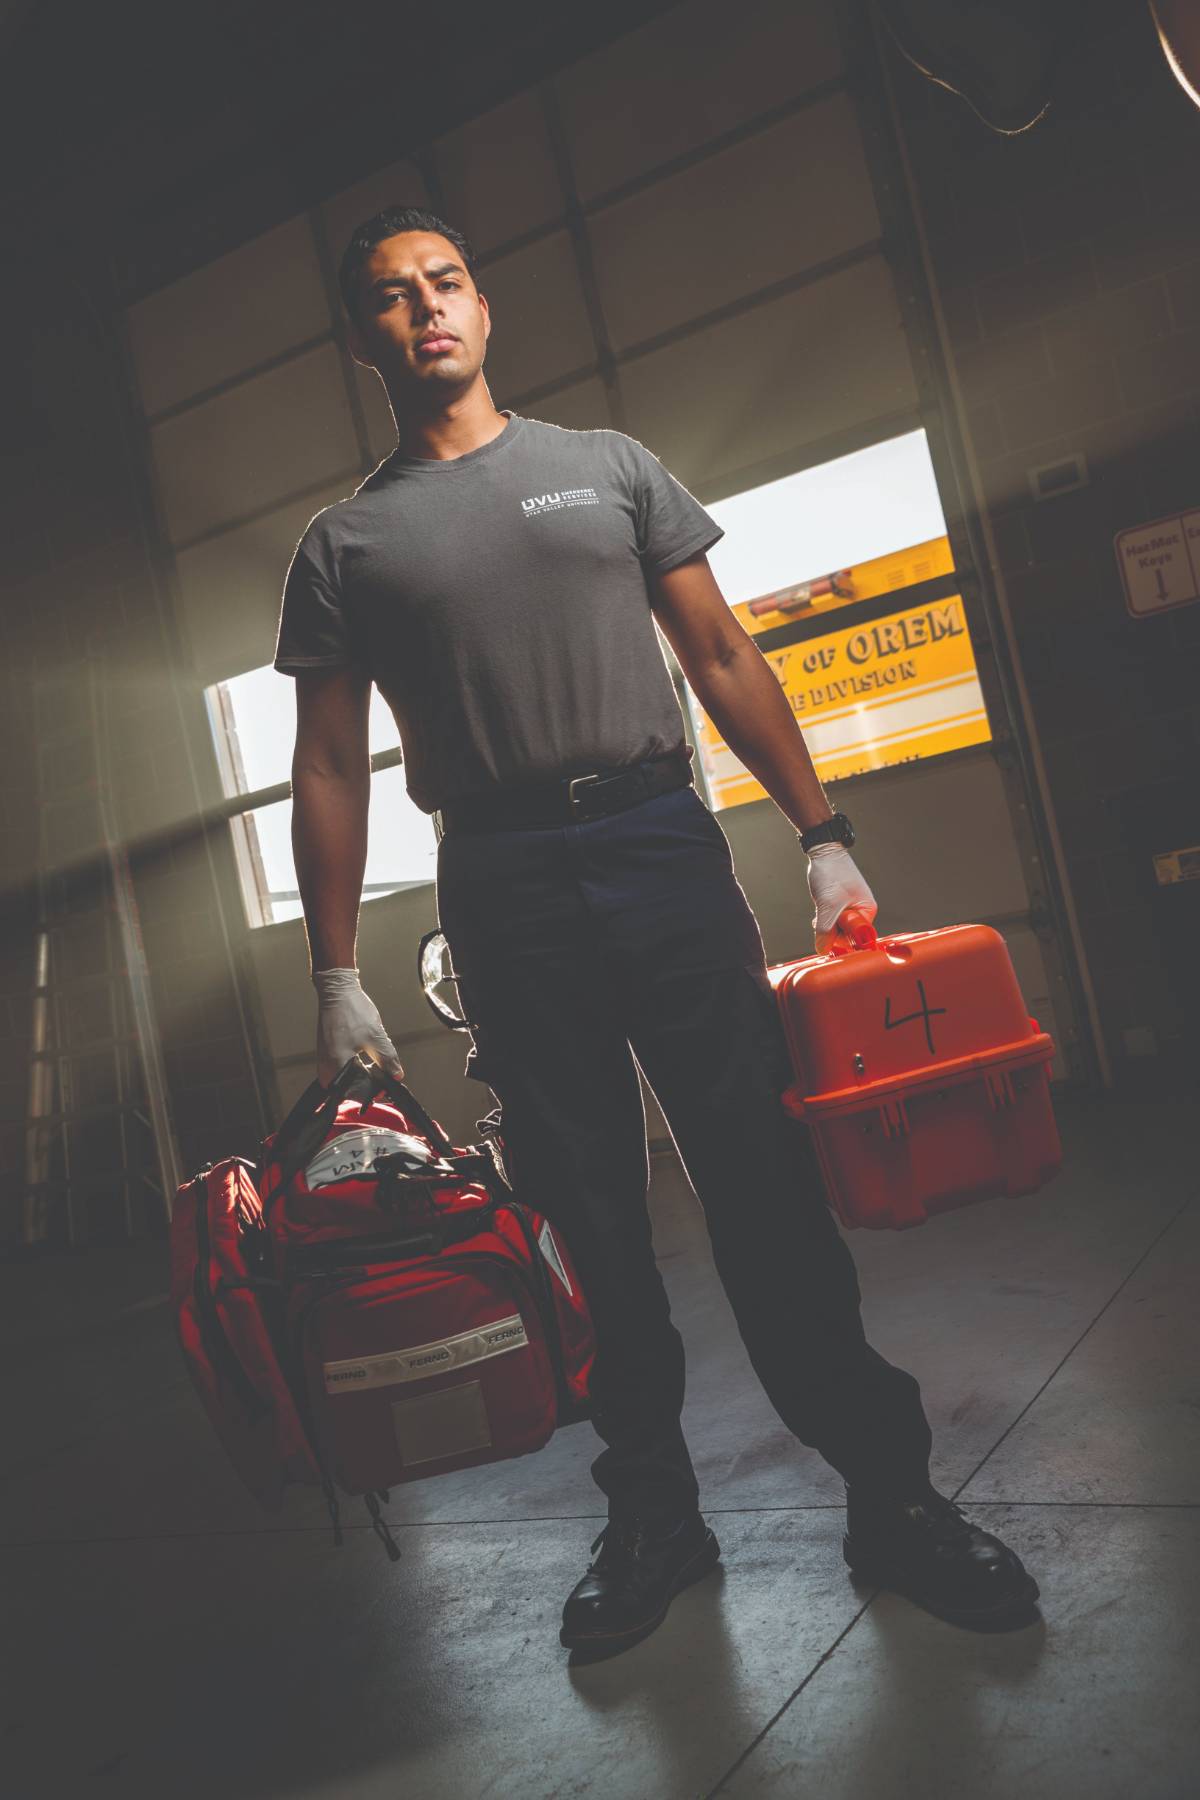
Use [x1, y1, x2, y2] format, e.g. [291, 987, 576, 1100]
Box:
[692, 641, 832, 834]
[291, 763, 370, 973]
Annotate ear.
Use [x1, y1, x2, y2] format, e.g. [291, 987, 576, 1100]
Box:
[478, 289, 491, 343]
[344, 313, 376, 370]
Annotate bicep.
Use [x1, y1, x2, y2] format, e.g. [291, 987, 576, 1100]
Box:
[292, 666, 372, 777]
[649, 552, 752, 684]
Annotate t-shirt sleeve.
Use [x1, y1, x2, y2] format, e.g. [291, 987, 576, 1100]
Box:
[619, 435, 724, 573]
[273, 516, 357, 673]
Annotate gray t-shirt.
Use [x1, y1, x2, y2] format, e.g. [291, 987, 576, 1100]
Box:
[273, 413, 723, 814]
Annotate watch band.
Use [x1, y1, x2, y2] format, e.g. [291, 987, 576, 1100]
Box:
[798, 811, 855, 852]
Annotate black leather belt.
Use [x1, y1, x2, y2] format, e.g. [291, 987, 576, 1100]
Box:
[437, 750, 694, 834]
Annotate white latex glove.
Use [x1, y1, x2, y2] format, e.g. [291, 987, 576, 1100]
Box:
[806, 842, 878, 955]
[313, 967, 405, 1088]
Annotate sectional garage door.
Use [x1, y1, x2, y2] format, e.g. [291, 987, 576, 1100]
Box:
[124, 0, 1080, 1131]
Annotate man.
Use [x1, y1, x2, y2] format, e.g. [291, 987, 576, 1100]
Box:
[274, 205, 1039, 1654]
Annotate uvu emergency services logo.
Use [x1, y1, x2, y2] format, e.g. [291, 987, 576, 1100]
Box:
[521, 486, 599, 515]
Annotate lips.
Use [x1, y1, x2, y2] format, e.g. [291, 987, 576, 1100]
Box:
[416, 333, 458, 353]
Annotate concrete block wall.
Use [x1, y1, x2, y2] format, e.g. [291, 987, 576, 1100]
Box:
[884, 1, 1200, 1078]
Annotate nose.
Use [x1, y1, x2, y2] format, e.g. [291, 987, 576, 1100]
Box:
[412, 280, 442, 323]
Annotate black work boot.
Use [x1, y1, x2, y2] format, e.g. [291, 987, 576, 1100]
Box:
[560, 1512, 721, 1653]
[843, 1483, 1040, 1626]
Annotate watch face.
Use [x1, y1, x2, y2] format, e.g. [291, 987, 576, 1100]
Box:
[834, 813, 855, 847]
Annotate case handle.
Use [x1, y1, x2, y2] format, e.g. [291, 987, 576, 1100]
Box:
[829, 905, 879, 953]
[827, 907, 913, 962]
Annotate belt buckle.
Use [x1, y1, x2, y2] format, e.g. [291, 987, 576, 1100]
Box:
[567, 772, 604, 815]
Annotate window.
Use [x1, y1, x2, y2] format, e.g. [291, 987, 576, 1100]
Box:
[205, 667, 437, 928]
[704, 429, 950, 604]
[689, 429, 991, 809]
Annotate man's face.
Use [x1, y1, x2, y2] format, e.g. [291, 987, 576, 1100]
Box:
[345, 231, 490, 398]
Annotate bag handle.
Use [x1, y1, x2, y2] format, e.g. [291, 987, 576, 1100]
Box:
[365, 1061, 458, 1158]
[263, 1053, 458, 1211]
[261, 1061, 361, 1212]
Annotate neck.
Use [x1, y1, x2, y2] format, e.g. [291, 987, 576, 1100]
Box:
[387, 378, 509, 462]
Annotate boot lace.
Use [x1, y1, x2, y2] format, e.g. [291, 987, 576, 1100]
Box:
[588, 1517, 647, 1566]
[919, 1497, 979, 1545]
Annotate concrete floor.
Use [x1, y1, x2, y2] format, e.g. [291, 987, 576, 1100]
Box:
[2, 1086, 1198, 1799]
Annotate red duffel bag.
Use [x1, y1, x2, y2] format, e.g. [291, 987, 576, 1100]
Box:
[170, 1054, 595, 1556]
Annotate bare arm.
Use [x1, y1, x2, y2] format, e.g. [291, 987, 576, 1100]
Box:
[649, 552, 833, 834]
[290, 667, 372, 973]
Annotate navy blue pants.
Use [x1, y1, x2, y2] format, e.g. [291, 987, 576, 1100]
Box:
[435, 781, 932, 1522]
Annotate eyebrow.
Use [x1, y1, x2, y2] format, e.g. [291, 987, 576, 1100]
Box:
[370, 261, 465, 291]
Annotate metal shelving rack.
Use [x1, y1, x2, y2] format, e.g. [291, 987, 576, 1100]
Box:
[22, 660, 181, 1247]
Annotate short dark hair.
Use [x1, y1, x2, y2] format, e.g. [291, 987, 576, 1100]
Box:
[338, 205, 479, 318]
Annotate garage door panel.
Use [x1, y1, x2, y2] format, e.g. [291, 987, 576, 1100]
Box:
[152, 343, 360, 547]
[353, 361, 398, 462]
[621, 256, 917, 491]
[320, 159, 431, 280]
[1001, 925, 1063, 1075]
[478, 232, 595, 402]
[591, 95, 880, 351]
[526, 377, 613, 433]
[251, 918, 333, 1062]
[128, 216, 329, 417]
[718, 750, 1025, 951]
[152, 9, 1072, 1089]
[435, 91, 563, 255]
[556, 0, 844, 201]
[822, 754, 1031, 934]
[175, 479, 357, 685]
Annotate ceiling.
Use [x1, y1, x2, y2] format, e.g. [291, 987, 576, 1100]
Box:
[1, 0, 682, 297]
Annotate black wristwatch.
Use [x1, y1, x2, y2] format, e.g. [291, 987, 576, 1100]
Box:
[798, 811, 855, 852]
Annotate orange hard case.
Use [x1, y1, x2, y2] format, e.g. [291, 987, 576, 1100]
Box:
[769, 919, 1061, 1230]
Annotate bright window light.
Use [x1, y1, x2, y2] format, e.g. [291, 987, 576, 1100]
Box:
[688, 429, 991, 808]
[208, 664, 401, 798]
[705, 429, 947, 604]
[206, 668, 436, 928]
